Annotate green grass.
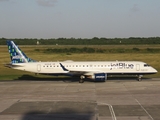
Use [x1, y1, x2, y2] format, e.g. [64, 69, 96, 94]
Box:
[0, 45, 159, 80]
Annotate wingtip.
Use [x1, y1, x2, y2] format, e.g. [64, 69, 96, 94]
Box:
[59, 63, 69, 71]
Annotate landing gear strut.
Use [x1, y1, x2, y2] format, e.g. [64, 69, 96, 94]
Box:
[79, 75, 85, 83]
[137, 75, 143, 81]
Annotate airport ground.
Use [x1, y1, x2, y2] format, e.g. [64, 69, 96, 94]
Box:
[0, 78, 160, 120]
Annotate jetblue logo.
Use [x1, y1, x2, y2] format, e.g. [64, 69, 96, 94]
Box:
[111, 63, 134, 69]
[96, 76, 105, 78]
[12, 55, 22, 59]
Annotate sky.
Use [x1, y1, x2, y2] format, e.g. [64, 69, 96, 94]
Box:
[0, 0, 160, 39]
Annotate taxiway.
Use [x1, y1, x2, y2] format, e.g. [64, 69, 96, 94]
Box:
[0, 78, 160, 120]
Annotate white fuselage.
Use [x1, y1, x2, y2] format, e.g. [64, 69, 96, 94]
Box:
[12, 61, 157, 76]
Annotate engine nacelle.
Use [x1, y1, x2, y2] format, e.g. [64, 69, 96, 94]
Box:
[90, 73, 107, 81]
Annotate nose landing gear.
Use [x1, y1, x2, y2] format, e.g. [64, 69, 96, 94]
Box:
[137, 75, 143, 81]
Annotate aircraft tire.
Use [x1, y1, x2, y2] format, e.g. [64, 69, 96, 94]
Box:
[79, 79, 84, 83]
[137, 75, 143, 81]
[137, 77, 142, 81]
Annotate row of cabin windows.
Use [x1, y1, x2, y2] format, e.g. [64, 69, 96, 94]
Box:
[43, 65, 111, 68]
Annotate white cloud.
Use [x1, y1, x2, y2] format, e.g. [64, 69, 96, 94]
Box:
[36, 0, 57, 7]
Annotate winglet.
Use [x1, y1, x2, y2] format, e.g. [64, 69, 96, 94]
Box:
[59, 63, 69, 71]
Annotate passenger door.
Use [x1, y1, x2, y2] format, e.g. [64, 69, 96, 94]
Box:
[136, 64, 140, 71]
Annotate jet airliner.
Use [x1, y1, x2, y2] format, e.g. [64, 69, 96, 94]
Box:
[6, 40, 157, 83]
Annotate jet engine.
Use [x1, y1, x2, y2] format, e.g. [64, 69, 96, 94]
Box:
[86, 73, 107, 81]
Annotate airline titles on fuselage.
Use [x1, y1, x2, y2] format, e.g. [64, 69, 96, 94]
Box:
[111, 63, 134, 69]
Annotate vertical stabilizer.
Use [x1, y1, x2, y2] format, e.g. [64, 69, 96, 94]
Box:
[7, 40, 36, 63]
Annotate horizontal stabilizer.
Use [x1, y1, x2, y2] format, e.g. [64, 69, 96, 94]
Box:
[4, 63, 23, 68]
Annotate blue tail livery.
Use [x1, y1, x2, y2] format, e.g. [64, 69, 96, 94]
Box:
[7, 40, 36, 63]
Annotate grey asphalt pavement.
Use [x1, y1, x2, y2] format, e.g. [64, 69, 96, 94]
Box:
[0, 78, 160, 120]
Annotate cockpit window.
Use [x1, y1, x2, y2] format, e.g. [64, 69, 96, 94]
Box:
[144, 64, 150, 67]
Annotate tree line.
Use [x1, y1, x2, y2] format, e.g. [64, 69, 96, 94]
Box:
[0, 37, 160, 45]
[35, 47, 160, 54]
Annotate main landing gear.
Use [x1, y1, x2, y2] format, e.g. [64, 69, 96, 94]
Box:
[79, 75, 85, 83]
[137, 75, 143, 81]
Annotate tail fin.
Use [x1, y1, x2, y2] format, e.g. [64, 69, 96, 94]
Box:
[7, 40, 36, 63]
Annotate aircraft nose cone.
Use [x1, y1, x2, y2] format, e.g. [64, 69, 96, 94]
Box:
[155, 69, 158, 73]
[153, 68, 158, 73]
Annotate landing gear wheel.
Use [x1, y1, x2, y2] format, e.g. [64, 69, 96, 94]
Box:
[138, 78, 142, 81]
[79, 79, 84, 83]
[137, 75, 143, 81]
[79, 75, 85, 83]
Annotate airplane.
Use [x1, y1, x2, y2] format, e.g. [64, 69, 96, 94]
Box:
[5, 40, 157, 83]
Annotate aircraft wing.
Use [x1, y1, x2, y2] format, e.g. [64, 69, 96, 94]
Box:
[59, 63, 103, 75]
